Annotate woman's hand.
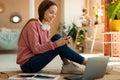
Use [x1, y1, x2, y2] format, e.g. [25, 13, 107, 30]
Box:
[55, 36, 71, 47]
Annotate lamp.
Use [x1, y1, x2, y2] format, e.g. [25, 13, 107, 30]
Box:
[10, 14, 22, 23]
[0, 2, 5, 13]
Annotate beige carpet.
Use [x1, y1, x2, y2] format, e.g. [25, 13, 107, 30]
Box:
[1, 69, 120, 80]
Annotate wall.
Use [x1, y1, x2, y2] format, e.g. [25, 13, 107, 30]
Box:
[0, 0, 61, 36]
[0, 0, 86, 34]
[61, 0, 86, 25]
[0, 0, 29, 31]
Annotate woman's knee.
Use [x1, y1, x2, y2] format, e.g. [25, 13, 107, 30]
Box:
[51, 34, 62, 42]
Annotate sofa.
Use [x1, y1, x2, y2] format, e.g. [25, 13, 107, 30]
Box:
[0, 28, 20, 50]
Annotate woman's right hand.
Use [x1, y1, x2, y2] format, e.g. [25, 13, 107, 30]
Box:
[55, 37, 70, 47]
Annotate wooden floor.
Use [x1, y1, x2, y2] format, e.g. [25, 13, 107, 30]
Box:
[1, 69, 120, 80]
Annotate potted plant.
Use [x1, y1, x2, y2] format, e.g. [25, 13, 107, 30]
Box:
[76, 29, 87, 52]
[106, 0, 120, 31]
[76, 29, 87, 45]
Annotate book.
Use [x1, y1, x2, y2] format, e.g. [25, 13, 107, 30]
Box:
[8, 73, 60, 80]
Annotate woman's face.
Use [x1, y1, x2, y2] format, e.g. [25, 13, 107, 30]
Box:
[43, 5, 57, 24]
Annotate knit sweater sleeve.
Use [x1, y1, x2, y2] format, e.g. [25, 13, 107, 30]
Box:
[25, 21, 58, 54]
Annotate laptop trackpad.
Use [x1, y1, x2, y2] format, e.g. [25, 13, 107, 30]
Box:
[64, 75, 83, 80]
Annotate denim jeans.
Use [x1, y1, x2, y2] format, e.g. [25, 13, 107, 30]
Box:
[21, 34, 84, 73]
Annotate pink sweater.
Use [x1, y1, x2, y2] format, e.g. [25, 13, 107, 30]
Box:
[17, 20, 58, 66]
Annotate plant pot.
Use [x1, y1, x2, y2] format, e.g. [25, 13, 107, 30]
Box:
[109, 20, 120, 31]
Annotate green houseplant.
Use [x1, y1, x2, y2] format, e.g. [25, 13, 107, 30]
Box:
[57, 22, 87, 45]
[107, 0, 120, 20]
[57, 22, 78, 43]
[76, 29, 87, 53]
[106, 0, 120, 31]
[76, 29, 87, 45]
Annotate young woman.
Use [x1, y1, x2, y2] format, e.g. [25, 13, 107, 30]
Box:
[17, 0, 86, 74]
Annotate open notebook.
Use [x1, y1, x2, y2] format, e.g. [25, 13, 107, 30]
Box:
[9, 73, 60, 80]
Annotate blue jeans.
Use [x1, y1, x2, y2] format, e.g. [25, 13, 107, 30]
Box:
[21, 34, 84, 73]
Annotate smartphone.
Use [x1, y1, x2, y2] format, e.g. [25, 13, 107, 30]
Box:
[67, 30, 74, 37]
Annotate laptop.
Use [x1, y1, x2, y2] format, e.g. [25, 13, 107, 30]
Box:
[64, 56, 109, 80]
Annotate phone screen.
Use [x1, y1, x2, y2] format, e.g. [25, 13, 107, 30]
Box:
[67, 30, 74, 36]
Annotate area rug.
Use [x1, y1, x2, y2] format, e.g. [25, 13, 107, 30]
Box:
[1, 69, 120, 80]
